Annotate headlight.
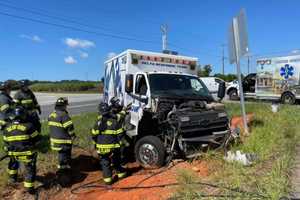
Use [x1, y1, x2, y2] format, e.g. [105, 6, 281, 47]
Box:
[180, 116, 190, 122]
[218, 112, 227, 118]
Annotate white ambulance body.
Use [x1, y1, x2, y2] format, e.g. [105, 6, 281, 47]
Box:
[104, 49, 198, 136]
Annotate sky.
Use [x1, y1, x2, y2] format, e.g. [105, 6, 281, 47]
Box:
[1, 0, 300, 81]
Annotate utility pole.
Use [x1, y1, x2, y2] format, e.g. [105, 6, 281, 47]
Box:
[247, 55, 250, 74]
[161, 24, 168, 51]
[221, 44, 225, 75]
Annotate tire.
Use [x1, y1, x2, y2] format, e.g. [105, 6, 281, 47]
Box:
[281, 92, 296, 105]
[228, 89, 238, 100]
[134, 136, 166, 169]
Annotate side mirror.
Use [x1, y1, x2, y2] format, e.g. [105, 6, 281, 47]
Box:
[217, 81, 226, 100]
[125, 74, 133, 93]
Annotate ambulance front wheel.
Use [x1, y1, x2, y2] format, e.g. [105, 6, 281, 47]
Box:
[135, 136, 166, 169]
[281, 92, 296, 105]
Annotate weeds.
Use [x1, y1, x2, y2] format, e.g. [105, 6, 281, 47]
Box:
[174, 102, 300, 200]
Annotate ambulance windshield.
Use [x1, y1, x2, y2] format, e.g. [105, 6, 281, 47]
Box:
[148, 74, 211, 99]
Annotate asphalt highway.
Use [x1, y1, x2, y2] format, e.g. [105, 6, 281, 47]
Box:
[29, 93, 102, 119]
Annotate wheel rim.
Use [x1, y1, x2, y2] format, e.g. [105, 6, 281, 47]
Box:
[284, 95, 293, 104]
[230, 91, 237, 99]
[139, 143, 159, 166]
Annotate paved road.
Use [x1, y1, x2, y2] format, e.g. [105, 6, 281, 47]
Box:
[29, 93, 102, 119]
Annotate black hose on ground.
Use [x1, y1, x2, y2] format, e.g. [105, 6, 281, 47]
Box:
[69, 158, 269, 199]
[70, 179, 268, 199]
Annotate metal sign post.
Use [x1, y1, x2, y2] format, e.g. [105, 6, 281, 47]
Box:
[229, 9, 249, 135]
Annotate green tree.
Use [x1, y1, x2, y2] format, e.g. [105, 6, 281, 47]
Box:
[197, 64, 212, 77]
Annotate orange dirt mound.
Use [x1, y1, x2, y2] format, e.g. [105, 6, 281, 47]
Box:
[72, 160, 209, 200]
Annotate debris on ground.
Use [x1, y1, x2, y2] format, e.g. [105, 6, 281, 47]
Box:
[230, 113, 254, 140]
[224, 150, 258, 166]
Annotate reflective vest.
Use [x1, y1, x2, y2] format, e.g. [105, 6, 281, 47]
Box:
[0, 92, 13, 128]
[91, 110, 126, 154]
[14, 90, 39, 112]
[3, 121, 40, 156]
[48, 109, 74, 151]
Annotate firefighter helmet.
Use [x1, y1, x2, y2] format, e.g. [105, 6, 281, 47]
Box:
[55, 97, 69, 106]
[19, 80, 30, 88]
[0, 81, 11, 91]
[98, 102, 110, 115]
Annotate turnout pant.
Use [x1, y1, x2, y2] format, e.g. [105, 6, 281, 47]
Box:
[99, 148, 126, 184]
[57, 145, 72, 170]
[7, 153, 37, 190]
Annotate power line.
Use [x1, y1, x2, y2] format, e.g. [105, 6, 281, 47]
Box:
[0, 11, 161, 45]
[0, 1, 160, 40]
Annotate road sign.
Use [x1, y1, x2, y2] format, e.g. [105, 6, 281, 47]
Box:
[228, 8, 250, 135]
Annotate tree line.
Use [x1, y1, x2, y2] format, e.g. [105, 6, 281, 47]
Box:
[4, 80, 104, 93]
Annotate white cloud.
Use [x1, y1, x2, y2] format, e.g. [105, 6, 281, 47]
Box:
[64, 56, 77, 64]
[107, 52, 116, 59]
[79, 51, 89, 59]
[20, 34, 43, 43]
[64, 38, 95, 49]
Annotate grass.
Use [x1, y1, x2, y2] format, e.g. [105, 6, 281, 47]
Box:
[174, 102, 300, 199]
[0, 102, 299, 199]
[0, 112, 98, 193]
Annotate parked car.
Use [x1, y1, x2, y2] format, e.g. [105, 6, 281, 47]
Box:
[200, 77, 226, 97]
[226, 73, 256, 100]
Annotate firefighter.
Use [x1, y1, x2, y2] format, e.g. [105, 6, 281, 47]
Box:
[3, 106, 40, 194]
[91, 99, 127, 185]
[48, 97, 75, 184]
[0, 81, 13, 130]
[14, 80, 41, 133]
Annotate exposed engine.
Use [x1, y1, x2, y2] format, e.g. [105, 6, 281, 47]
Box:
[151, 97, 230, 158]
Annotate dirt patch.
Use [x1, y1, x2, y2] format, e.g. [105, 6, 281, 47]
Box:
[1, 148, 210, 200]
[69, 160, 209, 200]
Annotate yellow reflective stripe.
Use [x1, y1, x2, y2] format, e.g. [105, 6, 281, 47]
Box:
[0, 120, 6, 125]
[97, 115, 102, 120]
[48, 121, 63, 127]
[0, 104, 9, 111]
[101, 128, 124, 135]
[96, 143, 120, 149]
[103, 177, 112, 183]
[106, 121, 113, 126]
[49, 112, 57, 118]
[117, 172, 127, 178]
[30, 132, 39, 138]
[24, 181, 34, 188]
[17, 156, 32, 163]
[6, 125, 27, 132]
[63, 120, 73, 128]
[8, 151, 33, 156]
[50, 138, 72, 144]
[3, 135, 30, 141]
[7, 169, 18, 175]
[21, 99, 33, 104]
[51, 146, 62, 151]
[116, 128, 125, 134]
[91, 129, 100, 135]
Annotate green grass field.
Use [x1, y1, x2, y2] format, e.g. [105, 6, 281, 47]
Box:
[0, 103, 299, 199]
[174, 102, 300, 199]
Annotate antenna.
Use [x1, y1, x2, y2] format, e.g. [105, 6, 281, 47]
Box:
[161, 24, 168, 51]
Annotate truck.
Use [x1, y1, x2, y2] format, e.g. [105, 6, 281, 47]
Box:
[226, 54, 300, 104]
[104, 49, 231, 168]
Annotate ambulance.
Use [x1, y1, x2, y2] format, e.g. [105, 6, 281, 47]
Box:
[104, 49, 230, 168]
